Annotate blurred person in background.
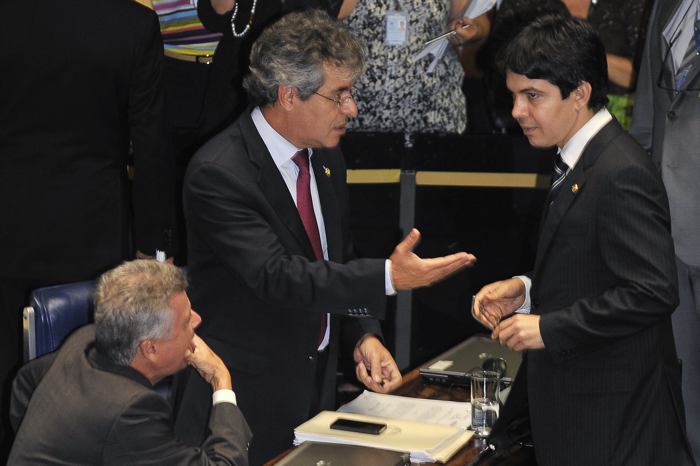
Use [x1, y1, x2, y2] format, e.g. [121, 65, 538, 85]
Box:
[341, 0, 491, 135]
[631, 0, 700, 461]
[0, 0, 174, 459]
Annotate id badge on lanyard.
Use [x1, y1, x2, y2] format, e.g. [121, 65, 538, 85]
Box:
[386, 9, 409, 46]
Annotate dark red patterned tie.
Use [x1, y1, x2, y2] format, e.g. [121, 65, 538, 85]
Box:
[292, 149, 326, 344]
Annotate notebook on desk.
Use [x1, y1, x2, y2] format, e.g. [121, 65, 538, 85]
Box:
[277, 441, 410, 466]
[419, 335, 522, 386]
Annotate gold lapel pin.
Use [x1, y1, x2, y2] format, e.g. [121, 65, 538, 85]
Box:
[323, 166, 331, 177]
[571, 183, 579, 194]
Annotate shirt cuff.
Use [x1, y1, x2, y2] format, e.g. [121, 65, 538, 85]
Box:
[514, 275, 532, 314]
[212, 389, 237, 406]
[385, 259, 397, 296]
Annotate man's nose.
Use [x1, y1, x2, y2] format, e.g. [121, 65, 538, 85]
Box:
[342, 98, 358, 118]
[511, 96, 526, 120]
[191, 310, 202, 329]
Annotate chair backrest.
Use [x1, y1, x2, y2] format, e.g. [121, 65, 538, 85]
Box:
[23, 280, 96, 361]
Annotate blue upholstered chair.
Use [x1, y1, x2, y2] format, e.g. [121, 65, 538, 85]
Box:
[22, 280, 95, 362]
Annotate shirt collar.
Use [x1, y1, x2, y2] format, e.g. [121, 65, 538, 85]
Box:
[559, 108, 612, 169]
[87, 343, 153, 388]
[251, 106, 311, 168]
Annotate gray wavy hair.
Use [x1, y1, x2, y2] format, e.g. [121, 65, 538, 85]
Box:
[244, 9, 366, 106]
[94, 260, 187, 366]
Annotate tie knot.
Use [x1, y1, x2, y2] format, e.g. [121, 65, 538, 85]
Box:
[292, 149, 309, 173]
[551, 153, 570, 191]
[554, 153, 569, 174]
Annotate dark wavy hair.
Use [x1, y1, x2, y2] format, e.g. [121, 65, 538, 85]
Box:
[498, 14, 609, 110]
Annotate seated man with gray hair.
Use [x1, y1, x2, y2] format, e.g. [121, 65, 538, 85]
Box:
[8, 260, 251, 465]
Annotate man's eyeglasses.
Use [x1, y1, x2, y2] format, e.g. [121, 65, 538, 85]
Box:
[313, 89, 357, 108]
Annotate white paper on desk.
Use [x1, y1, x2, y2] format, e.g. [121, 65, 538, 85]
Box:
[414, 0, 499, 73]
[338, 390, 471, 429]
[294, 410, 473, 463]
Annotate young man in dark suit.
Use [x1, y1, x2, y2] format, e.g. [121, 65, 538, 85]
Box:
[9, 260, 250, 465]
[472, 15, 695, 466]
[177, 10, 476, 465]
[0, 0, 174, 456]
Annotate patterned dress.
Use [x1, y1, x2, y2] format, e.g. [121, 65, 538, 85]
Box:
[345, 1, 467, 134]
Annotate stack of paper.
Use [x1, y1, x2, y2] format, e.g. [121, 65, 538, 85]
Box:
[293, 391, 473, 463]
[338, 390, 471, 429]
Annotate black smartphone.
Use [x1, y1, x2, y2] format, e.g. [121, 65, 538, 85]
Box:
[329, 418, 387, 435]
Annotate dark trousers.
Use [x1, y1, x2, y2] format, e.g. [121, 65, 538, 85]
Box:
[162, 56, 214, 264]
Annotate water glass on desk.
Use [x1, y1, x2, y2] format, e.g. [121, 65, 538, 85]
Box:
[470, 370, 500, 437]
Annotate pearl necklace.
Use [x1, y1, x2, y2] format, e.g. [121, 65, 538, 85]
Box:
[230, 0, 258, 38]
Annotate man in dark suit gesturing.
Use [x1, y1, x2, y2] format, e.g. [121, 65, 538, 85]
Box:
[472, 16, 695, 466]
[178, 9, 475, 464]
[9, 260, 251, 465]
[0, 0, 174, 456]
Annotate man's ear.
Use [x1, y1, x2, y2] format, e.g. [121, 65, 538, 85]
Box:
[138, 339, 158, 362]
[573, 81, 592, 109]
[277, 84, 296, 111]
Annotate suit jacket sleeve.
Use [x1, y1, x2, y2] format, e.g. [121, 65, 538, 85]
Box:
[129, 10, 175, 255]
[539, 158, 678, 362]
[105, 396, 252, 465]
[629, 0, 657, 153]
[185, 160, 386, 318]
[9, 352, 57, 432]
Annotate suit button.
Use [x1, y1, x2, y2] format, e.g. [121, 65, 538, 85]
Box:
[667, 110, 676, 120]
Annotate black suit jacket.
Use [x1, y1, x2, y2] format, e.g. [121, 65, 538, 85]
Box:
[503, 119, 694, 465]
[179, 109, 386, 464]
[0, 0, 173, 282]
[9, 326, 251, 465]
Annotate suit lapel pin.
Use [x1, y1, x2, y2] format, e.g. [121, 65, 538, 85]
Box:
[571, 183, 579, 194]
[323, 165, 331, 177]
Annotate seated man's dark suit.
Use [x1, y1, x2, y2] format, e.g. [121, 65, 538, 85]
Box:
[9, 326, 251, 465]
[177, 109, 387, 464]
[503, 119, 694, 465]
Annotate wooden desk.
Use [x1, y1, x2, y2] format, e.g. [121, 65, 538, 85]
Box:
[266, 368, 535, 466]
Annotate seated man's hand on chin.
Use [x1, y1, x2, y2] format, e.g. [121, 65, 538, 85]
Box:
[353, 335, 402, 394]
[186, 334, 233, 392]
